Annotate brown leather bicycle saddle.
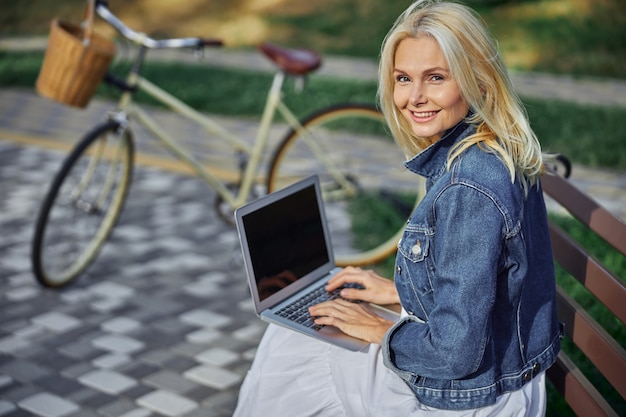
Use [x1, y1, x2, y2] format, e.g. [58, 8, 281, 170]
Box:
[258, 42, 322, 76]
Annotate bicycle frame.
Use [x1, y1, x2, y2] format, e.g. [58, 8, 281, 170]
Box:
[108, 66, 270, 207]
[109, 58, 357, 211]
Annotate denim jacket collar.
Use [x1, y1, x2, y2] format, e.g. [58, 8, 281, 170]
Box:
[404, 119, 475, 182]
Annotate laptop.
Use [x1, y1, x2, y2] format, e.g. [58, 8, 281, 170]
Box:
[234, 175, 399, 351]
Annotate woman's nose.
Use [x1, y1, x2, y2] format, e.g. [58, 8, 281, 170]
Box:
[409, 83, 426, 106]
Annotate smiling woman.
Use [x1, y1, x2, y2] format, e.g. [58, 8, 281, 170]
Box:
[233, 1, 561, 415]
[392, 36, 469, 147]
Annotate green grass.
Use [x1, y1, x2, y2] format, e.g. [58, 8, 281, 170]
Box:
[1, 51, 625, 171]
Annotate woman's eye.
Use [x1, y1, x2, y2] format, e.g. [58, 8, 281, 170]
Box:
[396, 75, 410, 83]
[430, 75, 444, 82]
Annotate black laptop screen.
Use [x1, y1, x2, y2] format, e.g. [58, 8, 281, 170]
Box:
[241, 184, 329, 302]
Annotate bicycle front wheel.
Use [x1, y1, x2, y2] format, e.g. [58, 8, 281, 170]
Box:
[267, 104, 423, 268]
[32, 121, 134, 288]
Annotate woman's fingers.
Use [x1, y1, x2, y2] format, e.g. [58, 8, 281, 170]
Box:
[308, 300, 393, 344]
[326, 266, 366, 291]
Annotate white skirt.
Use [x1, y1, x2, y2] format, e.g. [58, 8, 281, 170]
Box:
[234, 324, 546, 417]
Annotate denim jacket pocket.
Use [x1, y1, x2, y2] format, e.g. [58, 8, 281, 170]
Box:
[396, 226, 435, 319]
[397, 227, 434, 295]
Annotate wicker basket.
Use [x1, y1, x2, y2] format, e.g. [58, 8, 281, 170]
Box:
[36, 0, 116, 108]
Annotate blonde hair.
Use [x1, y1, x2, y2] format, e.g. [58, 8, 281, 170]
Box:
[378, 0, 545, 191]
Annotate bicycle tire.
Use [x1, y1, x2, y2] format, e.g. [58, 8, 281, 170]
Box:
[32, 120, 134, 288]
[267, 104, 424, 268]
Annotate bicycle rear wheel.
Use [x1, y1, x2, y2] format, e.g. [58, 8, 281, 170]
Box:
[267, 104, 423, 268]
[32, 121, 134, 288]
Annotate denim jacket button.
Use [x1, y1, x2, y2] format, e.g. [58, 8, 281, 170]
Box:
[396, 265, 402, 275]
[522, 371, 531, 383]
[411, 241, 422, 255]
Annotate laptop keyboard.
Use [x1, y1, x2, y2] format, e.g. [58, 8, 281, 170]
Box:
[275, 283, 363, 331]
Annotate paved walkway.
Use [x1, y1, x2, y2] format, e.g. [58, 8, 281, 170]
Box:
[0, 37, 625, 417]
[0, 141, 260, 417]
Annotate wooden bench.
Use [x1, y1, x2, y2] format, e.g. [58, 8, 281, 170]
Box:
[541, 161, 626, 417]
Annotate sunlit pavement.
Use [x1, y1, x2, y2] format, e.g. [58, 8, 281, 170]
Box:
[1, 138, 268, 417]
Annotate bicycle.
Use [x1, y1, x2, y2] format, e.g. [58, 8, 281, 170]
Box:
[32, 0, 423, 288]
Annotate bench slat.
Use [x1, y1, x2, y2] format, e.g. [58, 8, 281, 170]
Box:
[541, 167, 625, 415]
[547, 352, 619, 417]
[555, 286, 626, 400]
[542, 172, 626, 256]
[549, 222, 626, 325]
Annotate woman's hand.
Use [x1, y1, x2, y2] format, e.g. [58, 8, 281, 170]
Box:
[308, 299, 394, 344]
[306, 266, 400, 344]
[326, 266, 400, 306]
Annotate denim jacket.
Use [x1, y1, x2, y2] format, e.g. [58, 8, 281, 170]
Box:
[382, 121, 561, 410]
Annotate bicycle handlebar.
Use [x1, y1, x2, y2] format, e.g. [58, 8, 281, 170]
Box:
[94, 0, 223, 50]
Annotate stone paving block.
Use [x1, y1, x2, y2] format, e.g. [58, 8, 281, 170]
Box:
[142, 369, 198, 394]
[116, 362, 160, 381]
[179, 309, 233, 329]
[78, 370, 137, 395]
[31, 312, 82, 333]
[31, 352, 77, 373]
[137, 349, 176, 367]
[0, 401, 16, 416]
[91, 334, 145, 355]
[89, 298, 127, 314]
[149, 317, 193, 336]
[14, 323, 46, 339]
[17, 392, 80, 417]
[1, 359, 51, 382]
[1, 382, 41, 404]
[195, 348, 239, 367]
[58, 289, 95, 305]
[202, 389, 240, 415]
[88, 282, 136, 300]
[0, 336, 30, 354]
[119, 384, 154, 403]
[68, 410, 102, 417]
[241, 347, 258, 361]
[58, 340, 102, 361]
[183, 365, 242, 390]
[161, 356, 197, 373]
[0, 374, 12, 389]
[118, 409, 152, 417]
[77, 390, 117, 410]
[136, 390, 198, 417]
[5, 286, 40, 302]
[185, 328, 223, 345]
[94, 397, 136, 417]
[232, 322, 267, 342]
[91, 353, 131, 370]
[60, 363, 95, 380]
[100, 317, 141, 334]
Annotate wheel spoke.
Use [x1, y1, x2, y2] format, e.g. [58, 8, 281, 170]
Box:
[268, 105, 424, 269]
[32, 122, 134, 287]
